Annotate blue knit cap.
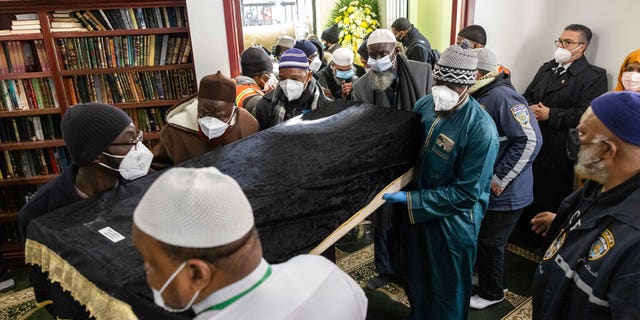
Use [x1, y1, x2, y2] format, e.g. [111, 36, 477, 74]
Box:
[293, 40, 317, 58]
[278, 48, 309, 70]
[591, 91, 640, 146]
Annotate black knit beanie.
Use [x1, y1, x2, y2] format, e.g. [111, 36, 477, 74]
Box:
[61, 103, 132, 166]
[241, 47, 273, 78]
[321, 24, 340, 44]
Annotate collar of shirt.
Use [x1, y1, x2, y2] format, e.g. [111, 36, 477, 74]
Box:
[192, 258, 269, 315]
[555, 62, 572, 73]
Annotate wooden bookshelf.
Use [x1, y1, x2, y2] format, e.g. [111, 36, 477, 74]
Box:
[0, 174, 58, 187]
[0, 71, 54, 80]
[0, 139, 65, 151]
[0, 33, 43, 41]
[60, 63, 193, 76]
[51, 27, 189, 38]
[143, 131, 160, 140]
[0, 211, 18, 223]
[0, 108, 61, 118]
[112, 99, 183, 109]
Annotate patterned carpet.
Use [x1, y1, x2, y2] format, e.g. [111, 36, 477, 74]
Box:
[0, 287, 38, 320]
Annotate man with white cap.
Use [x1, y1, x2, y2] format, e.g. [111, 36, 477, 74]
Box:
[532, 91, 640, 319]
[352, 28, 432, 110]
[132, 167, 367, 319]
[317, 47, 358, 100]
[382, 42, 499, 319]
[468, 48, 542, 309]
[254, 48, 330, 129]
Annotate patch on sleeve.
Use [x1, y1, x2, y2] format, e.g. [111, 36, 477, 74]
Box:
[543, 229, 566, 261]
[510, 104, 530, 125]
[588, 229, 615, 261]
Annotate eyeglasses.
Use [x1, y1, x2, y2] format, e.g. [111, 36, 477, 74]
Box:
[554, 39, 584, 48]
[566, 128, 607, 160]
[111, 131, 143, 149]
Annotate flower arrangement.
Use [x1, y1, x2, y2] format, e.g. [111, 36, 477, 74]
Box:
[328, 0, 380, 63]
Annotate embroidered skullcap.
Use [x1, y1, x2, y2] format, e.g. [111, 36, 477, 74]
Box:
[367, 29, 396, 46]
[591, 91, 640, 147]
[332, 48, 354, 66]
[434, 41, 478, 85]
[134, 167, 255, 248]
[276, 35, 295, 48]
[278, 48, 309, 70]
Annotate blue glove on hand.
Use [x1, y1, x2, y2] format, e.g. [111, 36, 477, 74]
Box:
[382, 192, 407, 204]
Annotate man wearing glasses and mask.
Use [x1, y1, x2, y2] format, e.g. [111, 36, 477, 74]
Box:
[522, 24, 607, 241]
[153, 71, 259, 167]
[19, 102, 153, 319]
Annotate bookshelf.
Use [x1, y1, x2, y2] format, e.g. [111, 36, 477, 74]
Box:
[0, 0, 197, 267]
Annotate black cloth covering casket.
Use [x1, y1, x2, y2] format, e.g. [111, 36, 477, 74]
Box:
[27, 103, 421, 319]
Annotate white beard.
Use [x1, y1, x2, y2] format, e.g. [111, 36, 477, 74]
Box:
[371, 70, 395, 91]
[574, 145, 608, 185]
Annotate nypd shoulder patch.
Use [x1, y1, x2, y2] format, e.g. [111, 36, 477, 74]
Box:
[588, 229, 615, 261]
[543, 230, 566, 261]
[510, 104, 530, 126]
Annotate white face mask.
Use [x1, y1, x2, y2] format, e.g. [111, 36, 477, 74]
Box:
[432, 85, 467, 111]
[621, 71, 640, 92]
[309, 57, 322, 72]
[554, 45, 581, 64]
[367, 54, 394, 73]
[263, 73, 278, 90]
[100, 141, 153, 180]
[198, 107, 235, 140]
[279, 79, 306, 101]
[152, 262, 201, 313]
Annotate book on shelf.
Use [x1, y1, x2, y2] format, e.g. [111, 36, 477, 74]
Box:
[66, 7, 187, 31]
[10, 25, 41, 31]
[51, 22, 83, 28]
[14, 13, 38, 21]
[0, 78, 59, 111]
[0, 147, 69, 179]
[0, 40, 48, 73]
[11, 20, 40, 26]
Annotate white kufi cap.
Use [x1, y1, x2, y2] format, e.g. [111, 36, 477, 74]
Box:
[332, 47, 354, 66]
[367, 29, 396, 46]
[133, 167, 254, 248]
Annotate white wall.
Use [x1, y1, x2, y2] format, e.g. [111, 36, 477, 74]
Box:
[474, 0, 640, 93]
[186, 0, 231, 87]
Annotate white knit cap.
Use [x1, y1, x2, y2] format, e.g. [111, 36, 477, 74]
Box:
[474, 48, 497, 72]
[133, 167, 254, 248]
[367, 29, 396, 46]
[332, 47, 354, 66]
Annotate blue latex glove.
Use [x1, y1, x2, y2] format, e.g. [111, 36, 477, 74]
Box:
[382, 192, 407, 204]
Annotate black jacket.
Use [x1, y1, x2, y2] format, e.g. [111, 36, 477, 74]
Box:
[533, 173, 640, 320]
[316, 66, 358, 100]
[401, 26, 432, 64]
[523, 56, 607, 211]
[254, 79, 331, 129]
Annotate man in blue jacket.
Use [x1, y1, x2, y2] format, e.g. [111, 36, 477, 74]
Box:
[468, 48, 543, 309]
[383, 43, 498, 320]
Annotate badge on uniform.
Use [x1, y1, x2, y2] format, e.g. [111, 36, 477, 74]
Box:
[588, 229, 615, 261]
[543, 230, 566, 261]
[510, 104, 530, 126]
[436, 134, 455, 153]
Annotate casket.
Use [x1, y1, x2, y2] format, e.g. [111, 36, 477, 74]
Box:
[25, 103, 421, 319]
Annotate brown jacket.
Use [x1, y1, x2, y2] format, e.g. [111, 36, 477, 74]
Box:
[152, 94, 259, 168]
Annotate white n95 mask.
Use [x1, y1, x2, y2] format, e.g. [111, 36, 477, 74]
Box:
[432, 85, 465, 111]
[198, 107, 235, 140]
[279, 79, 306, 101]
[100, 141, 153, 180]
[309, 57, 322, 72]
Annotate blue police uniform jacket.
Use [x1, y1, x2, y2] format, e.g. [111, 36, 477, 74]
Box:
[533, 173, 640, 319]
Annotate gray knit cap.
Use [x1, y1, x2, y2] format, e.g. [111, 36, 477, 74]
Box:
[61, 103, 132, 166]
[433, 42, 478, 85]
[474, 47, 497, 72]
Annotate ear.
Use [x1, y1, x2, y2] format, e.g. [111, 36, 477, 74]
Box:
[601, 141, 617, 160]
[185, 259, 213, 292]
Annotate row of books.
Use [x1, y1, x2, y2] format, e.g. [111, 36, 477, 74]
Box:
[123, 107, 168, 133]
[55, 7, 187, 31]
[65, 69, 196, 105]
[0, 40, 49, 73]
[1, 147, 70, 179]
[57, 35, 191, 70]
[0, 13, 41, 36]
[0, 184, 38, 213]
[1, 78, 59, 111]
[0, 114, 62, 143]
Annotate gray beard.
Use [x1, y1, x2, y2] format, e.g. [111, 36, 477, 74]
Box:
[574, 146, 609, 185]
[370, 70, 395, 91]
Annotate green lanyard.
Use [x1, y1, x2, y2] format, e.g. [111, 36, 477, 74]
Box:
[196, 265, 272, 315]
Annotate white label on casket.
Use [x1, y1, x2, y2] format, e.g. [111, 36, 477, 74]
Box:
[98, 227, 125, 243]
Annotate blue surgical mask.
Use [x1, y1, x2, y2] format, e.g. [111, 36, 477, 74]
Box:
[335, 68, 355, 80]
[367, 54, 395, 72]
[152, 261, 201, 313]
